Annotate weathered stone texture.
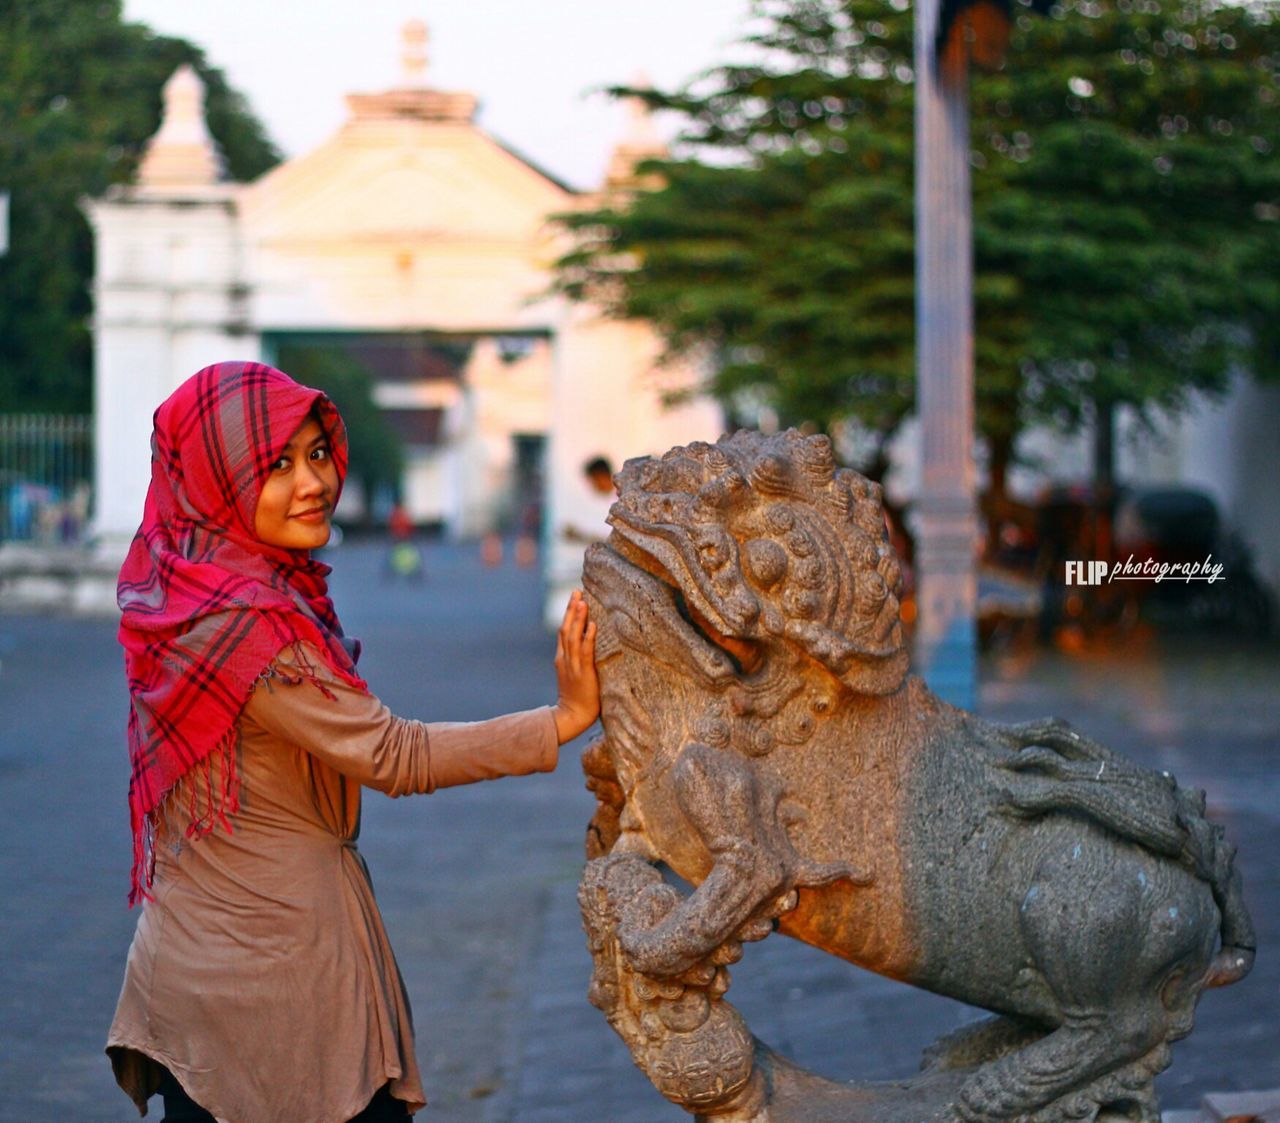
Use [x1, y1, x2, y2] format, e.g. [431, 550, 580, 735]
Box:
[580, 429, 1254, 1123]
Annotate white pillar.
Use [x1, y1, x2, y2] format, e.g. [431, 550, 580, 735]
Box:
[914, 0, 980, 708]
[84, 65, 257, 559]
[85, 192, 259, 556]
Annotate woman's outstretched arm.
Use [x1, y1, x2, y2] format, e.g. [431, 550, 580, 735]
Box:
[240, 591, 601, 796]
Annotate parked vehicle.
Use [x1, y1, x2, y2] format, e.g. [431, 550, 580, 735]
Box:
[981, 483, 1274, 644]
[1114, 487, 1274, 638]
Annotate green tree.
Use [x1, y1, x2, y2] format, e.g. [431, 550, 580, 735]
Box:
[554, 0, 1280, 513]
[976, 0, 1280, 492]
[556, 0, 922, 473]
[0, 0, 280, 413]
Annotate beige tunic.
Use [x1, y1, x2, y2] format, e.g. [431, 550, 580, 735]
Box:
[107, 643, 559, 1123]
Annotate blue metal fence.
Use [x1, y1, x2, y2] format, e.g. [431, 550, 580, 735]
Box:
[0, 414, 93, 544]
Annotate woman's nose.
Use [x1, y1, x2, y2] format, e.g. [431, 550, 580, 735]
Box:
[296, 460, 328, 497]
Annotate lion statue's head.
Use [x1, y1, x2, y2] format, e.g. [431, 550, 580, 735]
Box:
[593, 429, 909, 698]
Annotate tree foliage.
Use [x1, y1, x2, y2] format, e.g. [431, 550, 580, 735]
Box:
[554, 0, 1279, 484]
[0, 0, 280, 412]
[976, 0, 1280, 453]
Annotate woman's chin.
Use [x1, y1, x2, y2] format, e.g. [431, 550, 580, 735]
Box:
[259, 521, 332, 551]
[301, 524, 333, 551]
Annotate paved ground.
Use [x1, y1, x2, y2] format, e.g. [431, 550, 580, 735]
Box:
[1, 539, 1275, 1123]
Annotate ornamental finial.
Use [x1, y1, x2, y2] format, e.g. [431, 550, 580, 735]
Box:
[400, 19, 429, 88]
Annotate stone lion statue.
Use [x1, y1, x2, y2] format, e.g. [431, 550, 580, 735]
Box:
[578, 429, 1253, 1123]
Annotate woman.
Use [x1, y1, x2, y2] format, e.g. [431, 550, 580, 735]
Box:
[106, 361, 599, 1122]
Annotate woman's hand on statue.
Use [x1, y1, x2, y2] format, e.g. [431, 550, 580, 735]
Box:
[553, 590, 600, 744]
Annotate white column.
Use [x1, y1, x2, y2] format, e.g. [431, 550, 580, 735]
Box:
[914, 0, 980, 708]
[85, 192, 258, 557]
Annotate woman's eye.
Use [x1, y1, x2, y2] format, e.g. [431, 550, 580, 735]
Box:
[311, 445, 330, 461]
[271, 456, 290, 472]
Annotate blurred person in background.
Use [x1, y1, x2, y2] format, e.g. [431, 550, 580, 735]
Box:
[560, 455, 615, 546]
[384, 501, 424, 580]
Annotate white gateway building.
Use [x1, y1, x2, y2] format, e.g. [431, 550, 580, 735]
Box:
[84, 24, 722, 622]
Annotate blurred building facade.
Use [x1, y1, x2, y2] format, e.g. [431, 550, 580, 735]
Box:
[84, 24, 721, 621]
[83, 23, 1277, 609]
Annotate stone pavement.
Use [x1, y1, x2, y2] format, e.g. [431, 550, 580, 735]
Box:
[1, 539, 1275, 1123]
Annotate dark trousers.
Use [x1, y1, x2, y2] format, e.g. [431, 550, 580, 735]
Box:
[157, 1068, 413, 1122]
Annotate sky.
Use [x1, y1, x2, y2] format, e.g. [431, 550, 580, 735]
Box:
[121, 0, 756, 190]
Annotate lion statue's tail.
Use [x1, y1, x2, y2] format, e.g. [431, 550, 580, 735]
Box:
[1201, 830, 1255, 987]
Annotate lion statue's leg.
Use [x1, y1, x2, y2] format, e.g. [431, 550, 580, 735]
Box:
[948, 1015, 1172, 1123]
[579, 852, 770, 1119]
[582, 735, 624, 859]
[618, 742, 868, 979]
[945, 823, 1217, 1123]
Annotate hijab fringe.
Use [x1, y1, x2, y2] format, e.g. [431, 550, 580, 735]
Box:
[278, 639, 339, 701]
[126, 638, 345, 906]
[128, 728, 244, 907]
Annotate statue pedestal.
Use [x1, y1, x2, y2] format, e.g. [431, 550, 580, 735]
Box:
[703, 1043, 970, 1123]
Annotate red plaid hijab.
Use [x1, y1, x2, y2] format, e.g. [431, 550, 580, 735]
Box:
[118, 361, 367, 904]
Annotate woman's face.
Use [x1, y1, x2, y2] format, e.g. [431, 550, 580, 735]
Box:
[254, 415, 339, 550]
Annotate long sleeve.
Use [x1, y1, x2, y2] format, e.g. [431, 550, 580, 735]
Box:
[240, 642, 559, 796]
